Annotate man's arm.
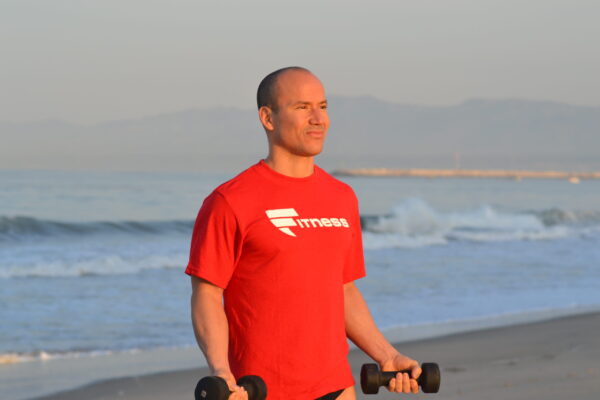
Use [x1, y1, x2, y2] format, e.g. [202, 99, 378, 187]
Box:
[344, 281, 421, 394]
[190, 276, 247, 399]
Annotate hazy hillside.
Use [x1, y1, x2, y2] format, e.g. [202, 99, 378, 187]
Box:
[1, 97, 599, 172]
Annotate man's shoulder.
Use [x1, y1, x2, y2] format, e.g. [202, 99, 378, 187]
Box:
[213, 162, 262, 199]
[316, 165, 358, 199]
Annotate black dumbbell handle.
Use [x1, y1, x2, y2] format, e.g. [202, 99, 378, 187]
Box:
[378, 369, 421, 386]
[385, 363, 440, 393]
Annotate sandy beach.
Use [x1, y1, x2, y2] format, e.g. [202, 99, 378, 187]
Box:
[27, 312, 600, 400]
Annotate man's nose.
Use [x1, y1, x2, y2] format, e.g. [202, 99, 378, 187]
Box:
[309, 108, 327, 125]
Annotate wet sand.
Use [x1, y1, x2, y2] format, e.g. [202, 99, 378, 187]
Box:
[30, 312, 600, 400]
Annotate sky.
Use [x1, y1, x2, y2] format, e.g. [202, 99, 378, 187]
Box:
[2, 0, 599, 124]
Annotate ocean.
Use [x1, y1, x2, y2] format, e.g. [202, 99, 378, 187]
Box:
[1, 168, 600, 397]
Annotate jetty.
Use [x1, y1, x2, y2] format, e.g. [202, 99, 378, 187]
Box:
[331, 168, 600, 182]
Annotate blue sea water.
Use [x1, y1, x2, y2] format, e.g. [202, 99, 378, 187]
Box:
[1, 169, 600, 362]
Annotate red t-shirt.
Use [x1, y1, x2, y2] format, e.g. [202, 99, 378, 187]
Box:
[186, 160, 366, 399]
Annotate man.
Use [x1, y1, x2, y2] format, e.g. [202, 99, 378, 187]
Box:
[186, 67, 421, 399]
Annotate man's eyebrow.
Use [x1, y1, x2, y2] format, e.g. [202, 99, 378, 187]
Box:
[292, 100, 328, 105]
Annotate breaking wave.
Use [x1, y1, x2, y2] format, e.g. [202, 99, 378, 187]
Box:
[360, 198, 600, 249]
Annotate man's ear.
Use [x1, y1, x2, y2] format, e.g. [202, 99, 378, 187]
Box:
[259, 106, 275, 131]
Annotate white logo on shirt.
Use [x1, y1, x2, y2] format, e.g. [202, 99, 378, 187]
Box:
[265, 208, 349, 237]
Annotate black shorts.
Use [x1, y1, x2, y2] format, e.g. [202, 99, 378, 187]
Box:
[315, 388, 344, 400]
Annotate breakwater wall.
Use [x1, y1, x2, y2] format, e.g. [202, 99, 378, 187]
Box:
[332, 168, 600, 181]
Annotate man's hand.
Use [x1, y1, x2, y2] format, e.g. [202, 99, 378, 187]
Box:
[380, 353, 422, 394]
[212, 368, 248, 400]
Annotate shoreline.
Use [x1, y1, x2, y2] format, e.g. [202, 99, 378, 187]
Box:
[17, 310, 600, 400]
[6, 304, 597, 366]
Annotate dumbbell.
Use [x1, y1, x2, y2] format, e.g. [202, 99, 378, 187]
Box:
[360, 362, 441, 394]
[195, 375, 267, 400]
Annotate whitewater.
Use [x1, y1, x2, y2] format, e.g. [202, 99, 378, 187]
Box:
[1, 169, 600, 365]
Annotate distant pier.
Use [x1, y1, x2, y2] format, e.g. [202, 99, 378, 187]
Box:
[332, 168, 600, 182]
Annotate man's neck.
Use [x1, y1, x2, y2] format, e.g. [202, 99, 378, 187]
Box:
[263, 154, 315, 178]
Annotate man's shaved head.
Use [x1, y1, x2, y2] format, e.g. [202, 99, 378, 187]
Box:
[257, 66, 328, 160]
[256, 66, 312, 111]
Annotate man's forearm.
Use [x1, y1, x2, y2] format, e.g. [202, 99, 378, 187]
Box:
[344, 282, 400, 365]
[190, 276, 231, 374]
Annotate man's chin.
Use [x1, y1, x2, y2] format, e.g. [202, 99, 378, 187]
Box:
[297, 147, 324, 158]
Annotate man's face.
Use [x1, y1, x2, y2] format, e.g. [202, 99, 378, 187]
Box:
[267, 70, 329, 158]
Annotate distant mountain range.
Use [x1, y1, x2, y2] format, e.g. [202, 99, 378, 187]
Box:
[1, 97, 599, 172]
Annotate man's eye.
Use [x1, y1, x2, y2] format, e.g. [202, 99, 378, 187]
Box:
[321, 105, 328, 109]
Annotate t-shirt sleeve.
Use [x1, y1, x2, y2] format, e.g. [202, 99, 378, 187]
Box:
[343, 193, 366, 283]
[185, 191, 241, 288]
